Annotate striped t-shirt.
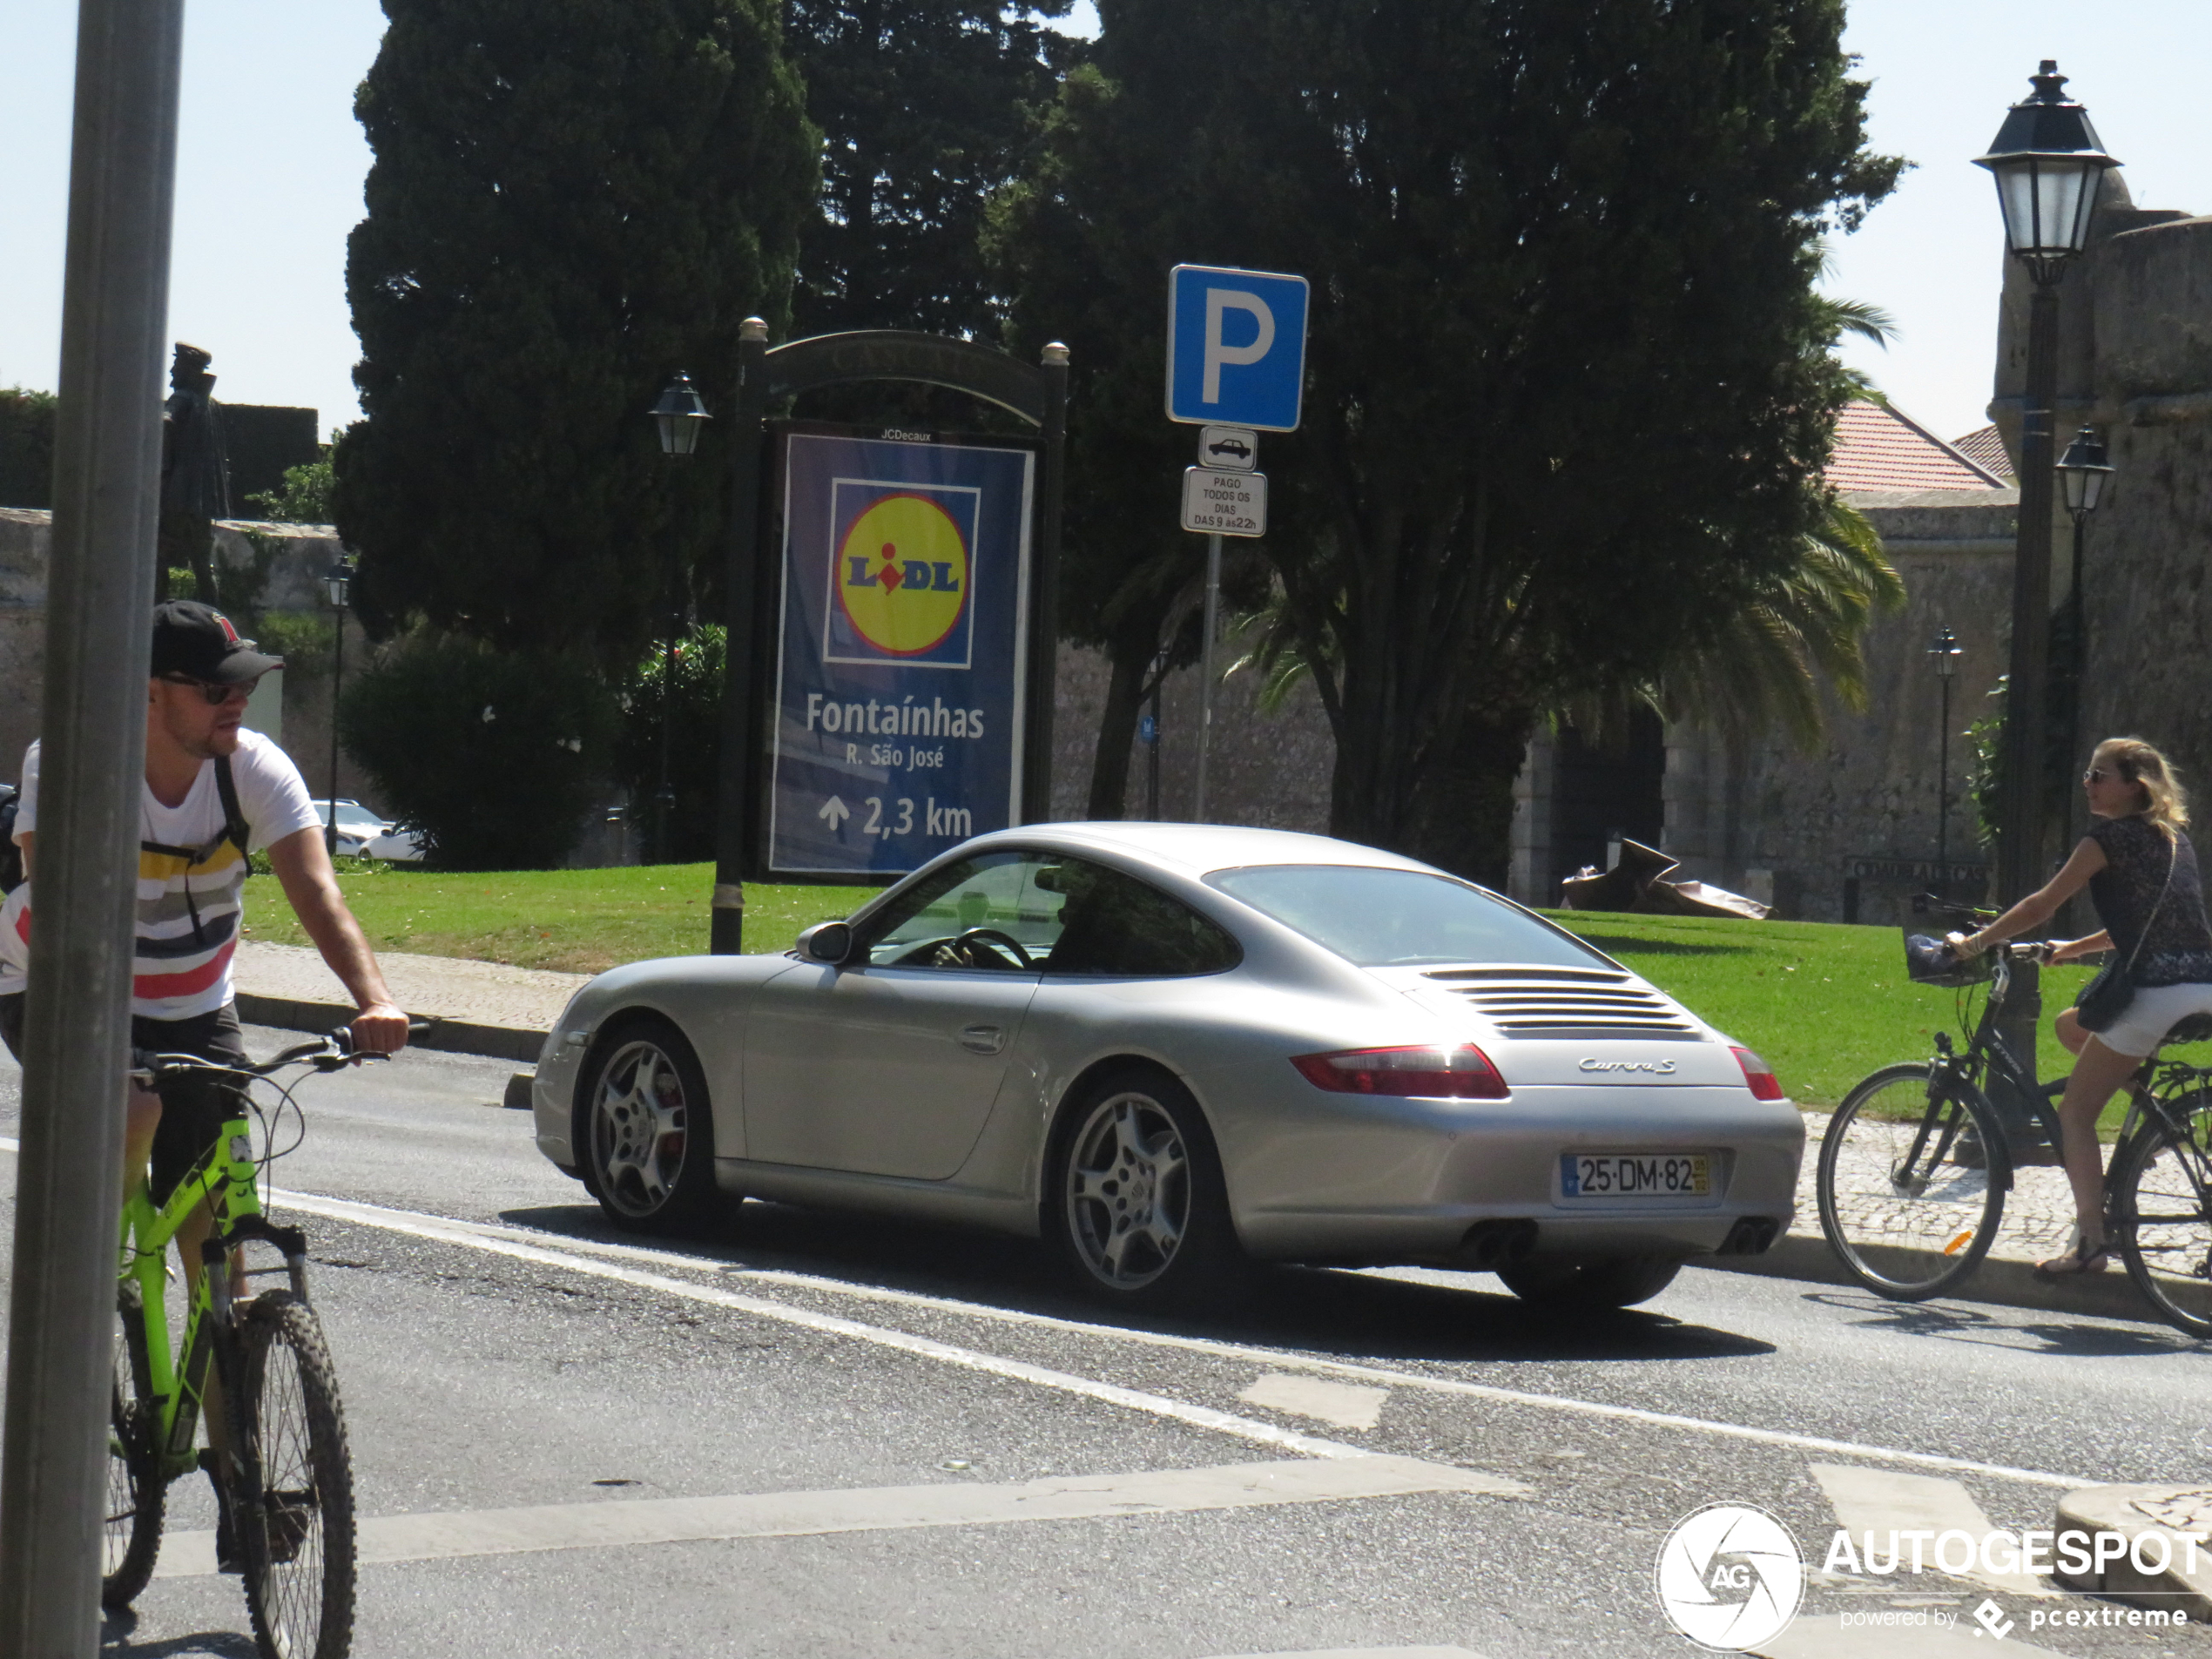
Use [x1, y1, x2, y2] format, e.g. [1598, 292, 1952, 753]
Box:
[0, 730, 324, 1020]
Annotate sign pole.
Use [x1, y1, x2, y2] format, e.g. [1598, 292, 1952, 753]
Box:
[0, 0, 185, 1648]
[1193, 530, 1222, 822]
[710, 317, 770, 954]
[1022, 343, 1069, 824]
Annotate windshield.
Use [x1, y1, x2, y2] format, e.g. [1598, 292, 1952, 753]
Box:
[1207, 865, 1609, 969]
[313, 800, 385, 831]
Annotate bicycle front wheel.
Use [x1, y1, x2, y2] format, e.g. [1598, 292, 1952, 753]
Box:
[1817, 1062, 2010, 1300]
[2113, 1093, 2212, 1339]
[103, 1284, 165, 1608]
[227, 1291, 355, 1659]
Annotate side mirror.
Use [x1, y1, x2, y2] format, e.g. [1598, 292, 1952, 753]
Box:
[796, 920, 854, 966]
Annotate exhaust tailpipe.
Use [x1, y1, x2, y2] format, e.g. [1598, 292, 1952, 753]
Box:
[1456, 1217, 1538, 1271]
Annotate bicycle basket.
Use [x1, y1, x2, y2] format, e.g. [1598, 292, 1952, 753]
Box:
[1903, 929, 1991, 988]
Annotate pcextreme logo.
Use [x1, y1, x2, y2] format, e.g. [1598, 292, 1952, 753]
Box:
[836, 492, 970, 658]
[1654, 1503, 1804, 1650]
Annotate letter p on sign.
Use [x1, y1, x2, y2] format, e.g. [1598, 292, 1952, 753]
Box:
[1167, 263, 1309, 431]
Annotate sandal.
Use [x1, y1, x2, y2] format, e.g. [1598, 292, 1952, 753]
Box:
[2035, 1224, 2110, 1278]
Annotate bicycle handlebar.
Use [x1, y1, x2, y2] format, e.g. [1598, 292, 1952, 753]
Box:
[131, 1018, 432, 1083]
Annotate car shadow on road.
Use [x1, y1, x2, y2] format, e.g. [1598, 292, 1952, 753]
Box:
[496, 1197, 1774, 1366]
[1798, 1287, 2203, 1357]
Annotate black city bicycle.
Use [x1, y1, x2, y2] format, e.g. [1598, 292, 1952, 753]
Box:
[105, 1027, 401, 1659]
[1815, 897, 2212, 1337]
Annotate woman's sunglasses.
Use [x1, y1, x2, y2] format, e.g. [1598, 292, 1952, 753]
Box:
[158, 672, 253, 706]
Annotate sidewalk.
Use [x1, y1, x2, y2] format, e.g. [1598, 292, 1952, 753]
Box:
[232, 942, 2178, 1327]
[233, 940, 583, 1063]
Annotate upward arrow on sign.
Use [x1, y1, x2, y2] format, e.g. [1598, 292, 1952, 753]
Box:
[818, 795, 850, 832]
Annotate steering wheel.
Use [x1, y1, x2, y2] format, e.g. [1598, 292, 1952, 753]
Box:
[954, 927, 1035, 970]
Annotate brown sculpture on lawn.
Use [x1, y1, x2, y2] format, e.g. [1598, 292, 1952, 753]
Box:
[158, 341, 229, 602]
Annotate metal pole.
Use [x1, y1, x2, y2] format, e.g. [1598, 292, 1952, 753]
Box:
[325, 602, 345, 855]
[1993, 279, 2062, 1131]
[655, 564, 678, 866]
[1146, 646, 1164, 820]
[1022, 343, 1069, 826]
[1936, 675, 1950, 901]
[1193, 531, 1222, 822]
[0, 0, 184, 1649]
[710, 320, 769, 953]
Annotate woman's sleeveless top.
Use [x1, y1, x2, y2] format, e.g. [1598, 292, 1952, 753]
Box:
[2087, 815, 2212, 987]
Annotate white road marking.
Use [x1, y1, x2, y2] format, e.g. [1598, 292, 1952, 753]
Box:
[1206, 1649, 1487, 1658]
[0, 1143, 2100, 1490]
[252, 1185, 2098, 1490]
[1751, 1612, 2065, 1657]
[252, 1185, 1537, 1477]
[153, 1454, 1507, 1578]
[1239, 1372, 1388, 1431]
[1810, 1463, 2054, 1597]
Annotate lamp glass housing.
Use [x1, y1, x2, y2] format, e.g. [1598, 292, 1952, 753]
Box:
[2057, 427, 2113, 516]
[323, 557, 353, 609]
[1973, 62, 2119, 278]
[651, 373, 711, 457]
[1930, 628, 1960, 681]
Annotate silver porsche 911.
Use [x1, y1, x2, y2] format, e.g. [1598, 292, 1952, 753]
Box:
[528, 824, 1802, 1310]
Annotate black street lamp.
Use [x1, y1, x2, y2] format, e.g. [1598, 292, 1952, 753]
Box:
[650, 374, 710, 864]
[322, 551, 354, 857]
[2056, 425, 2113, 844]
[1973, 60, 2118, 1141]
[1930, 627, 1961, 897]
[1973, 62, 2118, 900]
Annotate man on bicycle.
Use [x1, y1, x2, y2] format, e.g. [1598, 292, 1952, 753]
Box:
[0, 599, 410, 1211]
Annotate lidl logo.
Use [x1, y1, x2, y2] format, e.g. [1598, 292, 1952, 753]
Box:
[825, 483, 980, 668]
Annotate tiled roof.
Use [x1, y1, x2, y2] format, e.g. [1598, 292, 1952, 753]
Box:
[1824, 400, 2009, 493]
[1950, 423, 2016, 482]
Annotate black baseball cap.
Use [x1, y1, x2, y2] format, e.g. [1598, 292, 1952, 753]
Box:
[150, 601, 284, 684]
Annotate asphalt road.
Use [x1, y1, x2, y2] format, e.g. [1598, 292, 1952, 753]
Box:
[0, 1028, 2208, 1657]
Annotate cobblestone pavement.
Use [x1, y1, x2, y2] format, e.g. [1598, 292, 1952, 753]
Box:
[1801, 1109, 2083, 1262]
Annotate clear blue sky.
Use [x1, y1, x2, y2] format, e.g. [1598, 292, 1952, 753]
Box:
[0, 1, 2202, 443]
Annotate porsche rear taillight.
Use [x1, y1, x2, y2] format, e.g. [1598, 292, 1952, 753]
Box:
[1291, 1045, 1509, 1100]
[1731, 1046, 1785, 1101]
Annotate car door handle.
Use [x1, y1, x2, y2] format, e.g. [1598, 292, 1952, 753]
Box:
[959, 1023, 1006, 1055]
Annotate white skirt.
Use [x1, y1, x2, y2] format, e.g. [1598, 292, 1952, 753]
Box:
[2084, 979, 2212, 1058]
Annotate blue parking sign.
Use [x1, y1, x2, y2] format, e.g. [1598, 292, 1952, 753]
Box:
[1165, 265, 1310, 431]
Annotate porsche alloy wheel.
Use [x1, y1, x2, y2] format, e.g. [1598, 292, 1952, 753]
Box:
[1052, 1069, 1240, 1306]
[583, 1024, 718, 1231]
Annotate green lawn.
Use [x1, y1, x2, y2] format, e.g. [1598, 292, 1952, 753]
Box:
[247, 863, 2147, 1109]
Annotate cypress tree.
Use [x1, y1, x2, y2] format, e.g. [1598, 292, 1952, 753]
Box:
[335, 0, 819, 665]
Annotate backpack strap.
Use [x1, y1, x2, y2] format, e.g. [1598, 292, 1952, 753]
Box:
[212, 752, 251, 860]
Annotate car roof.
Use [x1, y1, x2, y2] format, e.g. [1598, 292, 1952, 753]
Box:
[964, 821, 1439, 880]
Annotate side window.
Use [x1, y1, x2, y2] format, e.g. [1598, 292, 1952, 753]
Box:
[1042, 861, 1240, 978]
[862, 852, 1066, 970]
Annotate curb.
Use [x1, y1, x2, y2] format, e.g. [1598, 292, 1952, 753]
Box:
[233, 992, 546, 1065]
[1690, 1231, 2171, 1329]
[2049, 1484, 2212, 1618]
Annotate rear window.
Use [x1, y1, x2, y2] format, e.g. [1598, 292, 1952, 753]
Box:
[1207, 865, 1609, 969]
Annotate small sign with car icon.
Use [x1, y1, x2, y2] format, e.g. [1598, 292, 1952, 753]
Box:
[1198, 425, 1258, 470]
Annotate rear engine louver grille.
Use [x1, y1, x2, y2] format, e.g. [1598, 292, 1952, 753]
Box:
[1423, 968, 1698, 1039]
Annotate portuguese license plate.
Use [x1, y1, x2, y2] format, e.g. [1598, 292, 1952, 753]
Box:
[1560, 1151, 1712, 1199]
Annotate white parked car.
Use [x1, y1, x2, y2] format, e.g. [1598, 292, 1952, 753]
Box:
[308, 799, 391, 860]
[526, 825, 1804, 1311]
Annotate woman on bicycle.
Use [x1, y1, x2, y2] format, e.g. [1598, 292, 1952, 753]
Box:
[1948, 737, 2212, 1274]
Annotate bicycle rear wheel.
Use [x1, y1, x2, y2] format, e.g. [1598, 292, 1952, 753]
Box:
[103, 1285, 164, 1608]
[226, 1291, 355, 1659]
[1817, 1062, 2011, 1300]
[2112, 1093, 2212, 1339]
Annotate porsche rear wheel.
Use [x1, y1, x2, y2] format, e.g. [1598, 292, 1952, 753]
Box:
[580, 1021, 719, 1232]
[1049, 1067, 1242, 1309]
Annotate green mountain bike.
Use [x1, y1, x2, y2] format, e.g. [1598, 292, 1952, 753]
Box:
[105, 1028, 397, 1659]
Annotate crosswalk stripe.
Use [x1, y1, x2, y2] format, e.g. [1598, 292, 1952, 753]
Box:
[152, 1454, 1512, 1578]
[1810, 1463, 2054, 1596]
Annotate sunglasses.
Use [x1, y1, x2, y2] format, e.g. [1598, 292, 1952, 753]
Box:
[159, 673, 254, 706]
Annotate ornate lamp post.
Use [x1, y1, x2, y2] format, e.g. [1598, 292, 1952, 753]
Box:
[2055, 426, 2113, 846]
[649, 374, 711, 864]
[322, 552, 354, 856]
[1973, 60, 2118, 1138]
[1929, 627, 1961, 897]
